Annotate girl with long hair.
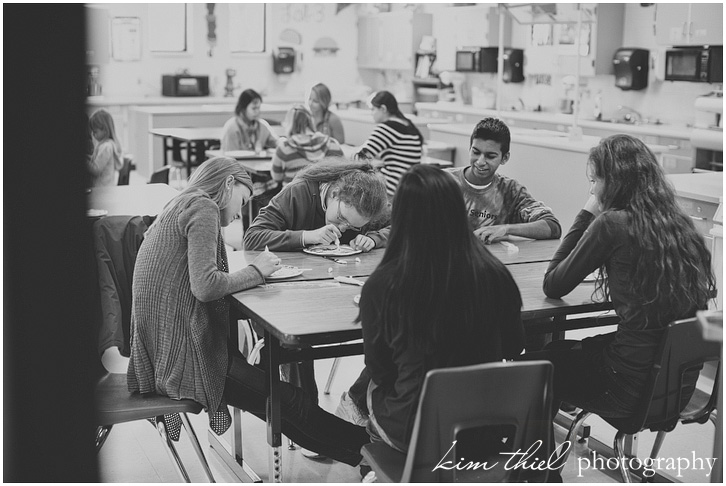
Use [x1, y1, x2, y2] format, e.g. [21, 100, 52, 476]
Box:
[308, 82, 345, 143]
[128, 157, 370, 467]
[359, 164, 524, 452]
[521, 134, 715, 421]
[88, 109, 123, 186]
[244, 159, 390, 252]
[355, 90, 423, 197]
[271, 104, 344, 186]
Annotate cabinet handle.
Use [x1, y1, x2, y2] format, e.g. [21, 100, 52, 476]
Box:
[682, 21, 688, 38]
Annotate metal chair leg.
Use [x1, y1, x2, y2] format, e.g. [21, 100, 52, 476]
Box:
[156, 415, 192, 482]
[179, 412, 216, 483]
[613, 431, 632, 483]
[288, 438, 296, 450]
[649, 430, 667, 462]
[95, 425, 112, 452]
[324, 357, 341, 395]
[559, 410, 591, 468]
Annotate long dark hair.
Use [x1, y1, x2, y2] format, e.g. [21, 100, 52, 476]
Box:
[370, 90, 423, 142]
[360, 164, 521, 354]
[589, 134, 715, 325]
[234, 89, 262, 117]
[297, 158, 388, 219]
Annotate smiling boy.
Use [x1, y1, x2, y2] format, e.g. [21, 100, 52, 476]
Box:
[447, 118, 561, 243]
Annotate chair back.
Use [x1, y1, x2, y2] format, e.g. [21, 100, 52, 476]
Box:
[401, 360, 554, 482]
[625, 317, 721, 435]
[149, 166, 171, 184]
[117, 155, 132, 185]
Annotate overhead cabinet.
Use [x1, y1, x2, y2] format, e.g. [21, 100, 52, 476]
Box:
[357, 11, 432, 70]
[655, 3, 723, 46]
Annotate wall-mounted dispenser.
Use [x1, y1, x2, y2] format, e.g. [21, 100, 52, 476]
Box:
[272, 47, 296, 74]
[613, 48, 649, 90]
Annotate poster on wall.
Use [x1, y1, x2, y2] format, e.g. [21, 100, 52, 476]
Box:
[111, 17, 141, 61]
[230, 3, 265, 53]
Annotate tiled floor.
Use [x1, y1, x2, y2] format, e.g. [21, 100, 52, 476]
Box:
[98, 350, 717, 483]
[105, 172, 719, 483]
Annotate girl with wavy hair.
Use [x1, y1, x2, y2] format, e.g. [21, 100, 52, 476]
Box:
[521, 134, 715, 422]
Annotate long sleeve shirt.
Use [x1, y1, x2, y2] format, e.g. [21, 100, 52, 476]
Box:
[447, 168, 561, 238]
[244, 178, 389, 251]
[359, 120, 422, 197]
[89, 139, 123, 187]
[128, 192, 264, 420]
[316, 110, 345, 144]
[271, 132, 344, 186]
[220, 116, 278, 152]
[543, 209, 696, 381]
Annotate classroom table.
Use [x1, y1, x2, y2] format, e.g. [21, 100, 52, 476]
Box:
[87, 183, 178, 217]
[150, 127, 223, 177]
[220, 242, 615, 482]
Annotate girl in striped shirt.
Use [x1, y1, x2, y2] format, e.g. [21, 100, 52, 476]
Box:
[355, 91, 423, 197]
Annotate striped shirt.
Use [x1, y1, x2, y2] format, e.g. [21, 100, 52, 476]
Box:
[359, 120, 423, 196]
[271, 132, 343, 186]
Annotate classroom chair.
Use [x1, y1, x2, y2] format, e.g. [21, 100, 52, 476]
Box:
[361, 360, 554, 482]
[117, 155, 133, 186]
[149, 165, 185, 187]
[94, 371, 216, 483]
[557, 317, 721, 483]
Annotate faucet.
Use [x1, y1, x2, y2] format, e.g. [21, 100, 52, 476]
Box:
[615, 105, 643, 125]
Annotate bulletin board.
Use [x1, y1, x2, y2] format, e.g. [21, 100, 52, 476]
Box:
[111, 17, 141, 61]
[230, 3, 266, 53]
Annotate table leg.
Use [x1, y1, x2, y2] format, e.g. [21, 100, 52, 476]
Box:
[162, 136, 170, 166]
[186, 142, 193, 177]
[265, 331, 283, 483]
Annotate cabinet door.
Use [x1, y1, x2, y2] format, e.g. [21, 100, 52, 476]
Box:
[655, 3, 691, 45]
[689, 3, 723, 46]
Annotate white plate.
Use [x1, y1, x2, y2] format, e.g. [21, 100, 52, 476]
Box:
[267, 265, 304, 280]
[87, 209, 108, 218]
[303, 244, 363, 258]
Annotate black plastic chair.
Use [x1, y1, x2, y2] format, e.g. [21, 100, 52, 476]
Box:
[559, 317, 721, 482]
[117, 155, 132, 186]
[361, 361, 554, 482]
[149, 166, 171, 184]
[95, 372, 216, 482]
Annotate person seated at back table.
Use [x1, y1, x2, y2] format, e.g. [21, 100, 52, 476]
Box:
[354, 90, 423, 198]
[221, 88, 280, 216]
[359, 164, 525, 456]
[308, 82, 345, 144]
[244, 159, 390, 253]
[446, 117, 561, 244]
[271, 104, 344, 187]
[127, 157, 370, 468]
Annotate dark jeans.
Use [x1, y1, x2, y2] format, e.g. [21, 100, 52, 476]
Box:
[282, 360, 319, 405]
[224, 352, 369, 466]
[516, 333, 642, 419]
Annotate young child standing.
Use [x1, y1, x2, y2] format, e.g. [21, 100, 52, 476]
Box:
[88, 109, 123, 187]
[447, 117, 561, 243]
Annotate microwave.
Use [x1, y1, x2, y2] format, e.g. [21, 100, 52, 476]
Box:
[665, 46, 722, 83]
[456, 47, 490, 72]
[162, 75, 210, 96]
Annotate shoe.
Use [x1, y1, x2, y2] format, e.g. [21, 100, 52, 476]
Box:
[361, 470, 377, 483]
[300, 448, 326, 460]
[335, 391, 369, 426]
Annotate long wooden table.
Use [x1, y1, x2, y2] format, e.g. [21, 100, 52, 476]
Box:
[220, 241, 615, 482]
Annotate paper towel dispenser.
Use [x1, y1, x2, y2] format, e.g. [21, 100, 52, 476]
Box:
[272, 47, 295, 74]
[613, 48, 649, 91]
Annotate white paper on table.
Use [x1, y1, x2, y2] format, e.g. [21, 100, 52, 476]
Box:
[227, 251, 249, 273]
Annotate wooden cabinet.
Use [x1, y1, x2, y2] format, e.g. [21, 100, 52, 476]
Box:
[357, 11, 432, 70]
[655, 3, 723, 46]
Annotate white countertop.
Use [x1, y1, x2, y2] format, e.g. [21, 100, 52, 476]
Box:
[87, 95, 303, 107]
[129, 103, 293, 116]
[416, 102, 694, 140]
[335, 108, 450, 125]
[667, 172, 724, 204]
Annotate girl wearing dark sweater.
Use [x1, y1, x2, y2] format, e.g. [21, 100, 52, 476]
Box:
[359, 164, 525, 451]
